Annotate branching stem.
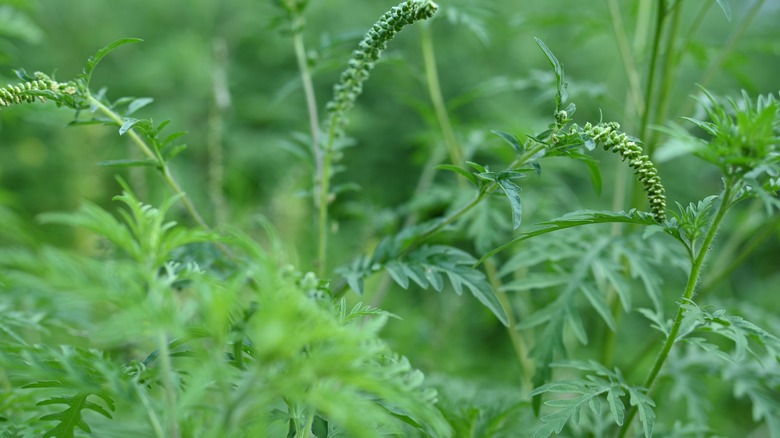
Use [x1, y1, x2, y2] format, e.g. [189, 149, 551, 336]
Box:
[618, 183, 734, 438]
[87, 95, 210, 230]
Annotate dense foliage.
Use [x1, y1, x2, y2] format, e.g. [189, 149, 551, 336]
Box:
[1, 0, 779, 437]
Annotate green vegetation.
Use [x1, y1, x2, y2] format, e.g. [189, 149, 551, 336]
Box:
[1, 0, 778, 436]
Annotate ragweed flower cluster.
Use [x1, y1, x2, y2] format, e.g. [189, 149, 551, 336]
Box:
[0, 72, 78, 110]
[576, 121, 667, 223]
[324, 0, 438, 138]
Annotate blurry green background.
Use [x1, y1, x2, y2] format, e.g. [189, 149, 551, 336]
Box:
[3, 0, 778, 241]
[1, 0, 779, 429]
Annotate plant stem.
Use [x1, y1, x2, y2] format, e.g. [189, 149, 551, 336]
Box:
[158, 331, 180, 438]
[421, 24, 463, 167]
[87, 95, 210, 230]
[484, 258, 533, 392]
[638, 0, 667, 144]
[646, 1, 683, 151]
[618, 183, 734, 438]
[404, 144, 546, 253]
[607, 0, 645, 121]
[135, 384, 166, 438]
[318, 126, 337, 276]
[291, 21, 328, 276]
[698, 0, 765, 89]
[291, 17, 323, 196]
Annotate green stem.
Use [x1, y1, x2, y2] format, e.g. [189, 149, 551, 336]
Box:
[679, 0, 766, 117]
[646, 1, 683, 153]
[292, 18, 323, 194]
[290, 16, 327, 276]
[157, 331, 180, 438]
[87, 95, 210, 231]
[638, 0, 667, 143]
[135, 385, 166, 438]
[421, 24, 463, 166]
[618, 183, 734, 438]
[607, 0, 645, 121]
[698, 0, 765, 90]
[318, 126, 337, 275]
[404, 144, 546, 253]
[484, 258, 533, 392]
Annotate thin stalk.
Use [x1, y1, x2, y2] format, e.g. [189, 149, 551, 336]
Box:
[618, 184, 734, 438]
[292, 18, 323, 187]
[208, 38, 231, 227]
[318, 126, 338, 275]
[698, 0, 765, 88]
[646, 1, 683, 152]
[135, 385, 166, 438]
[681, 0, 766, 116]
[404, 144, 546, 253]
[157, 331, 180, 438]
[334, 143, 545, 298]
[484, 258, 533, 392]
[638, 0, 667, 143]
[300, 410, 316, 438]
[607, 0, 645, 121]
[288, 13, 327, 275]
[421, 24, 463, 166]
[87, 95, 210, 230]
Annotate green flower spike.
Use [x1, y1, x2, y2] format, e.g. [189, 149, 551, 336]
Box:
[0, 72, 77, 109]
[324, 0, 438, 138]
[578, 121, 667, 223]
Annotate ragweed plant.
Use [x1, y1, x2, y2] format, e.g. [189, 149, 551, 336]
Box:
[2, 1, 779, 438]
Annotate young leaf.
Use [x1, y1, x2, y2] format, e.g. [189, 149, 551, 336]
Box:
[126, 97, 154, 116]
[436, 164, 478, 186]
[496, 177, 523, 229]
[83, 38, 143, 85]
[492, 130, 523, 153]
[534, 37, 567, 110]
[96, 158, 157, 168]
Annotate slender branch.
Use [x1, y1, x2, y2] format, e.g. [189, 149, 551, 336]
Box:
[157, 331, 180, 438]
[404, 143, 546, 253]
[638, 0, 666, 143]
[421, 24, 463, 166]
[292, 18, 323, 193]
[618, 183, 734, 438]
[87, 95, 210, 230]
[607, 0, 645, 120]
[484, 258, 533, 392]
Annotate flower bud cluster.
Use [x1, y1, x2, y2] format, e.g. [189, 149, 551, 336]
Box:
[0, 72, 77, 109]
[577, 121, 667, 222]
[325, 0, 438, 137]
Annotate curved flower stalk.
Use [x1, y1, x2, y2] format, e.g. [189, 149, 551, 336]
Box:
[316, 0, 438, 274]
[574, 121, 667, 222]
[324, 0, 438, 137]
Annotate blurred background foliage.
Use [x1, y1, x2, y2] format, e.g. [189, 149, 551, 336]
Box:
[1, 0, 779, 434]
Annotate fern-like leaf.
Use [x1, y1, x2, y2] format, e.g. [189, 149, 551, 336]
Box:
[36, 393, 114, 438]
[386, 245, 509, 326]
